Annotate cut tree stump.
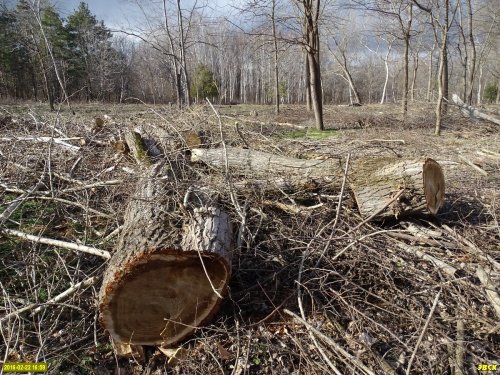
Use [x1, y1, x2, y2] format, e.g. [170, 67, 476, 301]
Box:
[191, 147, 445, 219]
[99, 133, 233, 351]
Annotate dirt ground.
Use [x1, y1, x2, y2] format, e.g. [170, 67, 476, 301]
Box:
[0, 101, 498, 374]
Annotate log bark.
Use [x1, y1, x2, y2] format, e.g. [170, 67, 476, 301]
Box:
[350, 157, 445, 219]
[99, 135, 233, 350]
[192, 147, 445, 219]
[191, 146, 340, 179]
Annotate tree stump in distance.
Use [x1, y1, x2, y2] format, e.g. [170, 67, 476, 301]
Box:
[99, 132, 232, 352]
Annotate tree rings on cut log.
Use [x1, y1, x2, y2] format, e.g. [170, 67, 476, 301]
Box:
[423, 158, 445, 215]
[350, 157, 445, 219]
[98, 172, 233, 348]
[100, 249, 230, 347]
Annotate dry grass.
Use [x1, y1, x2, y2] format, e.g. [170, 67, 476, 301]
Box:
[0, 101, 499, 374]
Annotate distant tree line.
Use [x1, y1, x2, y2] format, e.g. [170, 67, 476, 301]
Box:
[0, 1, 498, 119]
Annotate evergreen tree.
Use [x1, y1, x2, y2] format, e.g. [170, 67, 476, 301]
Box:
[190, 64, 218, 102]
[66, 2, 115, 101]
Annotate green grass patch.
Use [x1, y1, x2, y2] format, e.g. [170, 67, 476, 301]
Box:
[276, 128, 337, 140]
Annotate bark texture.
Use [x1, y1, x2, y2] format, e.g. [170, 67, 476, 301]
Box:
[192, 147, 446, 219]
[99, 161, 232, 348]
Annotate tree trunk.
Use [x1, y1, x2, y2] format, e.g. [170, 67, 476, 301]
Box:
[435, 0, 449, 136]
[402, 5, 412, 116]
[402, 33, 410, 115]
[426, 43, 435, 102]
[466, 0, 476, 105]
[442, 44, 449, 114]
[176, 0, 191, 107]
[272, 0, 280, 115]
[381, 42, 392, 104]
[308, 50, 324, 130]
[99, 134, 232, 351]
[411, 51, 419, 101]
[477, 64, 483, 105]
[191, 147, 446, 220]
[350, 157, 445, 218]
[305, 53, 312, 110]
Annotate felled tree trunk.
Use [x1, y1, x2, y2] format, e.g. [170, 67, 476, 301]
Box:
[350, 158, 445, 219]
[99, 133, 232, 352]
[191, 147, 445, 219]
[452, 94, 500, 125]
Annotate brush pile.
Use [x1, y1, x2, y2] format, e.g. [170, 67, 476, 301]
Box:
[0, 103, 498, 374]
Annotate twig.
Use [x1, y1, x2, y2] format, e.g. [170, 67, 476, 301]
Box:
[0, 173, 46, 226]
[405, 289, 441, 375]
[296, 284, 342, 375]
[0, 136, 81, 153]
[59, 179, 122, 194]
[234, 122, 250, 148]
[476, 266, 500, 320]
[395, 242, 457, 278]
[455, 319, 465, 375]
[284, 309, 376, 375]
[481, 149, 500, 157]
[441, 224, 500, 272]
[0, 228, 111, 259]
[458, 155, 488, 176]
[314, 152, 350, 267]
[367, 139, 406, 144]
[26, 196, 114, 219]
[0, 276, 98, 322]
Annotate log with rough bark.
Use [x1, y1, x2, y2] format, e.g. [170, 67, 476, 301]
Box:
[350, 157, 445, 219]
[191, 147, 445, 219]
[452, 94, 500, 125]
[99, 133, 233, 352]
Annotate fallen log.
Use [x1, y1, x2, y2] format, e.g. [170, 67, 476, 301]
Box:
[191, 147, 445, 219]
[350, 157, 445, 218]
[99, 133, 233, 352]
[452, 94, 500, 125]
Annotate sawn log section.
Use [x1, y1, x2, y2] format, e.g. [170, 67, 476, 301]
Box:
[191, 146, 445, 219]
[99, 142, 232, 350]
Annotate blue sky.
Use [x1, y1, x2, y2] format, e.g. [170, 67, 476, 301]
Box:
[55, 0, 237, 30]
[55, 0, 140, 29]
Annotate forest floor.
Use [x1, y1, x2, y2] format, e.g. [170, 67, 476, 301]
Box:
[0, 101, 499, 375]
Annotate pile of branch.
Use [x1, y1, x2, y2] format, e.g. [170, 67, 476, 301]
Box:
[1, 106, 498, 375]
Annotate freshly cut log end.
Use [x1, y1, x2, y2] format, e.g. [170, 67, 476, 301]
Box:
[351, 157, 446, 219]
[423, 158, 445, 215]
[100, 250, 230, 347]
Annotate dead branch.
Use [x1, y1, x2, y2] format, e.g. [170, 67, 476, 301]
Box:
[405, 289, 441, 375]
[221, 114, 306, 129]
[0, 276, 98, 322]
[284, 309, 376, 375]
[476, 266, 500, 320]
[458, 155, 488, 176]
[0, 228, 111, 259]
[0, 136, 81, 153]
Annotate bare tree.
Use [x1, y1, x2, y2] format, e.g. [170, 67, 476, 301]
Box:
[328, 35, 362, 105]
[295, 0, 324, 130]
[28, 0, 73, 112]
[362, 0, 414, 115]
